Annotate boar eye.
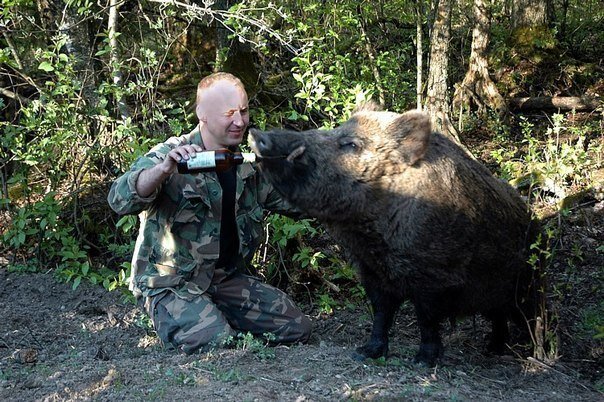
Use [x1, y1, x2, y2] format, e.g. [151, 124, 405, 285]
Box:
[339, 138, 361, 152]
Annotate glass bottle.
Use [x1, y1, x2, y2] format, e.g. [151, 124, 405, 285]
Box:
[176, 149, 258, 173]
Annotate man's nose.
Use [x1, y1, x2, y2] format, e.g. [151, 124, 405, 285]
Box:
[232, 111, 244, 126]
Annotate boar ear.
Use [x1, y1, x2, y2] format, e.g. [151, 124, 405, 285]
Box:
[390, 111, 432, 166]
[353, 101, 383, 114]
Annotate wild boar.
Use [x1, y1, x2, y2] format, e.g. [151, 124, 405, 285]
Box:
[249, 103, 541, 366]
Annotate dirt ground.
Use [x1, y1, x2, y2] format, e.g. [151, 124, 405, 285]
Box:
[1, 202, 603, 401]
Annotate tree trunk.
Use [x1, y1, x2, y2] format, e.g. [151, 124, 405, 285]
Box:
[453, 0, 508, 120]
[214, 0, 233, 71]
[512, 0, 550, 28]
[560, 0, 570, 38]
[416, 0, 424, 110]
[57, 3, 98, 110]
[426, 0, 458, 140]
[358, 4, 385, 106]
[108, 0, 128, 121]
[213, 0, 259, 94]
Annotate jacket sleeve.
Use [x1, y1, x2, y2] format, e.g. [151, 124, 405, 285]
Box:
[107, 143, 173, 215]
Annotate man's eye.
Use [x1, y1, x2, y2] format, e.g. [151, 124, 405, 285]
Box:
[240, 109, 248, 115]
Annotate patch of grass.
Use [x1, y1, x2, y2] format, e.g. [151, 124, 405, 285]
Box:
[595, 377, 604, 393]
[577, 301, 604, 340]
[7, 263, 38, 273]
[134, 312, 155, 335]
[365, 356, 408, 368]
[144, 385, 167, 400]
[223, 332, 277, 360]
[317, 293, 339, 315]
[212, 367, 244, 383]
[164, 368, 197, 386]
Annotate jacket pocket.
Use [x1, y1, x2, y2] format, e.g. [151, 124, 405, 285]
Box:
[150, 244, 198, 280]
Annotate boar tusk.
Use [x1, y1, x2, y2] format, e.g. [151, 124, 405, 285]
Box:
[286, 145, 306, 162]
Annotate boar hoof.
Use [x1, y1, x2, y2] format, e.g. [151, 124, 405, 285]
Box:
[352, 342, 388, 361]
[414, 342, 443, 367]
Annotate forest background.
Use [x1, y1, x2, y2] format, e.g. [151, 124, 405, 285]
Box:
[0, 0, 603, 399]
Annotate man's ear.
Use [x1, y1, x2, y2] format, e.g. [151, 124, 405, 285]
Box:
[196, 104, 206, 122]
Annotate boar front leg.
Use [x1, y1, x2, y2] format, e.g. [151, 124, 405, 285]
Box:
[353, 277, 403, 360]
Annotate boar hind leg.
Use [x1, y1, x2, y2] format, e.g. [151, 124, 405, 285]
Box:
[353, 286, 403, 361]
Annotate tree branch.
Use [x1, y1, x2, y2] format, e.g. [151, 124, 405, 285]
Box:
[509, 96, 602, 112]
[146, 0, 300, 54]
[358, 4, 385, 105]
[0, 87, 30, 104]
[2, 31, 23, 70]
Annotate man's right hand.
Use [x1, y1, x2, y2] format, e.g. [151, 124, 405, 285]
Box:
[136, 144, 204, 197]
[160, 144, 205, 174]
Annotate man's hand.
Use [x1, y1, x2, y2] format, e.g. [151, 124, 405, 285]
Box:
[160, 144, 205, 174]
[136, 144, 204, 197]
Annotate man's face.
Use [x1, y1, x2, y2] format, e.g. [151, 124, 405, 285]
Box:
[198, 80, 249, 149]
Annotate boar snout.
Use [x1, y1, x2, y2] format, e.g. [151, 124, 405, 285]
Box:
[249, 129, 273, 155]
[250, 130, 307, 163]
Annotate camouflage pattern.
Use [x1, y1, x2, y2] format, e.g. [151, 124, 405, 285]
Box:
[147, 269, 311, 353]
[108, 126, 292, 299]
[108, 126, 310, 350]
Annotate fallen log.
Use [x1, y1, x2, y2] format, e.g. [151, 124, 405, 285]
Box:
[509, 96, 601, 112]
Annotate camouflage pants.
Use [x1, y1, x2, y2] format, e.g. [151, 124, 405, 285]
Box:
[145, 269, 312, 354]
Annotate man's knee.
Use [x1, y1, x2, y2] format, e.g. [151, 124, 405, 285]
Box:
[272, 311, 312, 344]
[148, 291, 236, 353]
[292, 313, 312, 343]
[176, 319, 236, 354]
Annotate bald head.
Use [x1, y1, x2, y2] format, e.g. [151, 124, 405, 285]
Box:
[195, 73, 250, 150]
[195, 72, 246, 120]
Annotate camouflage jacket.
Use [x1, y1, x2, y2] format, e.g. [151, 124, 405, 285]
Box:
[107, 127, 291, 299]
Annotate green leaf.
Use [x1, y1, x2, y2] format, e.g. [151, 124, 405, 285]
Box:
[38, 61, 54, 72]
[116, 215, 136, 233]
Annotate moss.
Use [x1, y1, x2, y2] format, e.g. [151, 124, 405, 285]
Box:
[510, 25, 558, 58]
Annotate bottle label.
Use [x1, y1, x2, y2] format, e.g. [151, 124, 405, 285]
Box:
[186, 151, 216, 169]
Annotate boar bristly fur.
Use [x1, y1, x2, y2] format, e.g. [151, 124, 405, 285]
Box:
[249, 105, 541, 366]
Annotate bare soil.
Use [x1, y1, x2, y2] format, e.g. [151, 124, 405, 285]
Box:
[1, 202, 603, 401]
